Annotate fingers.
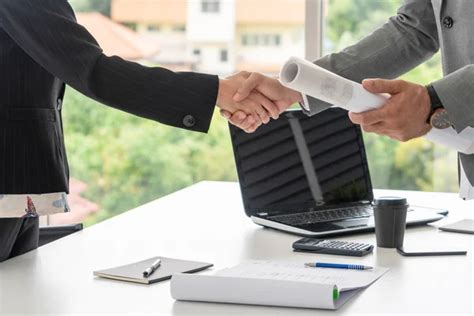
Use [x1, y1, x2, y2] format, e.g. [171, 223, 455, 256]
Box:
[361, 122, 387, 134]
[255, 106, 270, 124]
[233, 72, 264, 102]
[349, 107, 388, 126]
[249, 92, 279, 120]
[224, 110, 257, 130]
[362, 79, 405, 94]
[220, 110, 232, 120]
[221, 110, 259, 133]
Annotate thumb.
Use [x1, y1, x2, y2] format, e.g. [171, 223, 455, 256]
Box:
[233, 73, 263, 102]
[363, 79, 403, 94]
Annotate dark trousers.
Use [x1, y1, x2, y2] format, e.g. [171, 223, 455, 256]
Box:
[0, 217, 39, 263]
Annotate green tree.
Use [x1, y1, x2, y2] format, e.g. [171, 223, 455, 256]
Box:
[325, 0, 457, 192]
[69, 0, 111, 16]
[63, 87, 237, 226]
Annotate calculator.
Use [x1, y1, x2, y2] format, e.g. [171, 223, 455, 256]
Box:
[292, 238, 374, 257]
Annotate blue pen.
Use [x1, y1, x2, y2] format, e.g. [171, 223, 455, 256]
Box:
[305, 262, 373, 270]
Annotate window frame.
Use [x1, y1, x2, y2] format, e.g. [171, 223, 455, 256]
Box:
[304, 0, 324, 60]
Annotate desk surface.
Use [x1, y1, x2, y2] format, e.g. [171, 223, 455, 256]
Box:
[0, 181, 473, 315]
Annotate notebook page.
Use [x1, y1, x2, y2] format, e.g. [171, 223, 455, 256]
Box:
[216, 261, 389, 291]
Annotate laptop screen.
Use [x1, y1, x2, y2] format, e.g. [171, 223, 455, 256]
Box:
[229, 108, 373, 217]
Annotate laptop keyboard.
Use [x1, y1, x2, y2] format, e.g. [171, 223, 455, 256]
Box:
[269, 206, 373, 226]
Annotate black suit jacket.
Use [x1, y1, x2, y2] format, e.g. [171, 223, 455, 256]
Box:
[0, 0, 218, 194]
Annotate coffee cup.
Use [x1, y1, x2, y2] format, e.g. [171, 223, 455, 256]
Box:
[373, 196, 408, 248]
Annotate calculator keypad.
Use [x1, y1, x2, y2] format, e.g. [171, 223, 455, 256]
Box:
[293, 238, 373, 257]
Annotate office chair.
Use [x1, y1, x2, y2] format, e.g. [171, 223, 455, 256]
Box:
[39, 223, 83, 247]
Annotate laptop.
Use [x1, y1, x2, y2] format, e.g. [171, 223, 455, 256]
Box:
[229, 108, 447, 237]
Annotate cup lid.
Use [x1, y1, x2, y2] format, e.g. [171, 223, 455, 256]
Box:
[373, 196, 408, 206]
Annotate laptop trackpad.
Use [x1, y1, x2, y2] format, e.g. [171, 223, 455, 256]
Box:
[295, 218, 371, 233]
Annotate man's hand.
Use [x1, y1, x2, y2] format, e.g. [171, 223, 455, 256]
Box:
[220, 72, 303, 133]
[216, 72, 279, 127]
[349, 79, 432, 142]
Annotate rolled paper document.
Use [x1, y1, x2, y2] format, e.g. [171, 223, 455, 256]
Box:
[280, 56, 474, 155]
[280, 57, 387, 112]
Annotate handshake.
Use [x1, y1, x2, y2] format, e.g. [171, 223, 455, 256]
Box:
[216, 71, 303, 133]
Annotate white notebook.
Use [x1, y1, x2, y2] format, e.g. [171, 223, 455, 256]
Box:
[171, 261, 389, 310]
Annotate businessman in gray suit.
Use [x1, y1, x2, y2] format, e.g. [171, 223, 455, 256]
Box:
[223, 0, 474, 198]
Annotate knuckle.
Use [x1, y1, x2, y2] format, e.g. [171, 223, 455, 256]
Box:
[362, 125, 372, 133]
[398, 133, 410, 142]
[393, 120, 405, 130]
[358, 116, 368, 125]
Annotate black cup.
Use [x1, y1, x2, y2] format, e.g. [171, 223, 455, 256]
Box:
[373, 197, 408, 248]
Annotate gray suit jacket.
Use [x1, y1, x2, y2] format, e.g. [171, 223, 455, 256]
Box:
[305, 0, 474, 186]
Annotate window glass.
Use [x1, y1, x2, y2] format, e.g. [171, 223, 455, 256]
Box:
[55, 0, 305, 227]
[323, 0, 456, 192]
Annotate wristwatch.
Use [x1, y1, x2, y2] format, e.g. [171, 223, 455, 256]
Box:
[426, 84, 453, 129]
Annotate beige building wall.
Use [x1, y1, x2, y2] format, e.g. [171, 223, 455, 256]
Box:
[111, 0, 305, 74]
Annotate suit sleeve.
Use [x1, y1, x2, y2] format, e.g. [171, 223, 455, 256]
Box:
[0, 0, 217, 133]
[431, 66, 474, 186]
[431, 66, 474, 133]
[302, 0, 440, 115]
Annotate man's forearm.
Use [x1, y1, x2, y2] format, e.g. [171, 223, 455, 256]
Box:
[303, 0, 439, 115]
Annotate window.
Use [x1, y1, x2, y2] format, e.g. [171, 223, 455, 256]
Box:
[61, 0, 306, 228]
[321, 0, 456, 193]
[201, 0, 220, 13]
[172, 25, 186, 32]
[241, 34, 249, 46]
[147, 25, 160, 32]
[274, 34, 282, 46]
[220, 49, 228, 62]
[241, 34, 282, 47]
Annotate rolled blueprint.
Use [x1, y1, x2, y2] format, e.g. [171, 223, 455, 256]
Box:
[280, 56, 474, 155]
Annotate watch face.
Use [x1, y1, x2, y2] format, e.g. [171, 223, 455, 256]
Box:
[430, 109, 452, 129]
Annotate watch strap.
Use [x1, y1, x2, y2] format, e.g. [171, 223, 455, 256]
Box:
[426, 84, 444, 123]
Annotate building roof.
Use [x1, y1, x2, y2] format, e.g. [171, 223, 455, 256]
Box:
[111, 0, 305, 25]
[76, 12, 160, 60]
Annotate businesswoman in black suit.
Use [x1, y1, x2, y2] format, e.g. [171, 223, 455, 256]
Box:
[0, 0, 280, 262]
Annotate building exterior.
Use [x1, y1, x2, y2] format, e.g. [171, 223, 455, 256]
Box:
[76, 12, 160, 61]
[111, 0, 305, 75]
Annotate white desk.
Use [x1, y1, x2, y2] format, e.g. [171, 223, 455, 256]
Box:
[0, 181, 473, 315]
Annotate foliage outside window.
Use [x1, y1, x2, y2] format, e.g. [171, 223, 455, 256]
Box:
[324, 0, 457, 193]
[62, 0, 458, 227]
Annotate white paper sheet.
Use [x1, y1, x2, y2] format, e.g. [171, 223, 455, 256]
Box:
[170, 260, 389, 310]
[280, 57, 474, 155]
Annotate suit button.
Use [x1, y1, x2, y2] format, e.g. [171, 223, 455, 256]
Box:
[183, 115, 196, 127]
[443, 16, 454, 28]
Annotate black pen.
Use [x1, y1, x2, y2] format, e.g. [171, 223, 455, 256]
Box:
[143, 258, 161, 277]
